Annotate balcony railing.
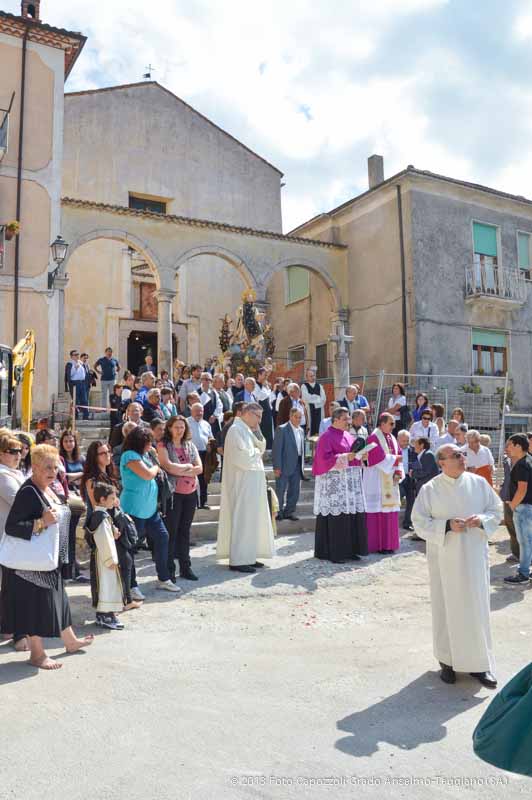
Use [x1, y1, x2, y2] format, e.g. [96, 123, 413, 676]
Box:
[465, 263, 527, 306]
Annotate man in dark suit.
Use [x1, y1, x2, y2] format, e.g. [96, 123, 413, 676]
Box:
[233, 376, 257, 404]
[397, 430, 417, 532]
[272, 408, 305, 521]
[412, 436, 440, 491]
[276, 383, 306, 431]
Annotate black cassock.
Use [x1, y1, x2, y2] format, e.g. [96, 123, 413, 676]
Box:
[256, 382, 274, 449]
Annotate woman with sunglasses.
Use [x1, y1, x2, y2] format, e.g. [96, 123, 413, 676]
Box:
[15, 432, 33, 477]
[59, 430, 88, 583]
[81, 441, 144, 606]
[0, 434, 27, 651]
[409, 410, 439, 452]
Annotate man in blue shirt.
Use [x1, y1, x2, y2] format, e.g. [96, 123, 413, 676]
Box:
[94, 347, 120, 410]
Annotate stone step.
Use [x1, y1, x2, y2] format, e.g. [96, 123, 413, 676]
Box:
[206, 485, 315, 500]
[194, 499, 314, 523]
[190, 514, 315, 541]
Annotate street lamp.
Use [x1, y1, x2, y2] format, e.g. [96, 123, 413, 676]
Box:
[48, 235, 69, 289]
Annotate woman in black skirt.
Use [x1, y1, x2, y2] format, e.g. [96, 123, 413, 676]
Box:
[2, 444, 94, 670]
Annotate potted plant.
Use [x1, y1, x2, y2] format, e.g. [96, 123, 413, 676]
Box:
[4, 221, 20, 241]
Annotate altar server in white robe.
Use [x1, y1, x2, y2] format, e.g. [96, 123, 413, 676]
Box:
[217, 402, 275, 573]
[412, 444, 502, 689]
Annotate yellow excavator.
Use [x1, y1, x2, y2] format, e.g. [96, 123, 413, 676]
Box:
[12, 329, 35, 431]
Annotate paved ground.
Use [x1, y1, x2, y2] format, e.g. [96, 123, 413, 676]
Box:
[1, 527, 530, 800]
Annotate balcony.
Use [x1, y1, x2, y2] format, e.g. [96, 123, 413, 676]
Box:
[465, 263, 527, 309]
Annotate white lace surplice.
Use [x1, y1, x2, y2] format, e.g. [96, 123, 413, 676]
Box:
[314, 467, 365, 516]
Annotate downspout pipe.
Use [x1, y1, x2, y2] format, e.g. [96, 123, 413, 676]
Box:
[14, 23, 29, 346]
[396, 184, 409, 376]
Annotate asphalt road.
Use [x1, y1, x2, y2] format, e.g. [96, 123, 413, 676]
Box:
[1, 529, 530, 799]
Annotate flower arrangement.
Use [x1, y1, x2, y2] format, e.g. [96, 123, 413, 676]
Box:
[4, 220, 20, 240]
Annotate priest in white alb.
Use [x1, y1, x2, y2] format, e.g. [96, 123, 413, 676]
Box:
[412, 443, 503, 688]
[217, 402, 275, 574]
[363, 412, 404, 553]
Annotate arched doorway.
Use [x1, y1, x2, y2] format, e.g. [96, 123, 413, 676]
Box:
[173, 246, 256, 365]
[63, 234, 186, 377]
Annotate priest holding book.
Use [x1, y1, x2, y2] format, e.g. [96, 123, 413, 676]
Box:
[312, 407, 368, 563]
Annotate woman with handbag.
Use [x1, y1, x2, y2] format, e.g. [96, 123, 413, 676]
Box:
[0, 444, 94, 670]
[0, 433, 27, 651]
[120, 427, 180, 593]
[157, 416, 202, 582]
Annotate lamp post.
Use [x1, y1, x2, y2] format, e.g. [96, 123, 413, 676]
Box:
[48, 234, 69, 289]
[49, 235, 70, 397]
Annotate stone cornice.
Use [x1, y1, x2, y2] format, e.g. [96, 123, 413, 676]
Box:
[61, 197, 347, 250]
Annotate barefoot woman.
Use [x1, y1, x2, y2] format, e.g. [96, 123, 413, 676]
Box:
[1, 444, 93, 669]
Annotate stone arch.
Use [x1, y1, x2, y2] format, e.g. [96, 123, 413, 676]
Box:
[173, 244, 259, 294]
[260, 257, 341, 310]
[63, 228, 163, 287]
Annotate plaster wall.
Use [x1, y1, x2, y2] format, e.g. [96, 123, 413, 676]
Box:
[409, 183, 532, 406]
[297, 185, 412, 379]
[62, 83, 283, 232]
[266, 270, 333, 373]
[0, 32, 67, 406]
[179, 255, 246, 363]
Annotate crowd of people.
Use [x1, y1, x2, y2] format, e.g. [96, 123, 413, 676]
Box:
[1, 353, 532, 684]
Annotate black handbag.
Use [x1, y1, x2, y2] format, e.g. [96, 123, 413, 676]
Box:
[399, 404, 413, 429]
[112, 509, 139, 550]
[155, 470, 173, 516]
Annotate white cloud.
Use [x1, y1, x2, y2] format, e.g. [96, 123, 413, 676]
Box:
[3, 0, 529, 230]
[513, 1, 532, 39]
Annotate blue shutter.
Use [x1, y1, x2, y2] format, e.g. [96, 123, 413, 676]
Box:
[473, 223, 498, 257]
[472, 329, 507, 347]
[518, 232, 530, 269]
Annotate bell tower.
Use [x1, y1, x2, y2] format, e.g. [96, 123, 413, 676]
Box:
[21, 1, 41, 21]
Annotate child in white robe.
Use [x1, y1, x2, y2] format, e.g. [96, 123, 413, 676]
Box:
[86, 483, 124, 630]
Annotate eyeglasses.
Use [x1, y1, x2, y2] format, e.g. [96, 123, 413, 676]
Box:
[440, 452, 465, 460]
[4, 448, 22, 455]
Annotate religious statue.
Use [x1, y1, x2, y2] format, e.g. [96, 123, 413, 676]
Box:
[219, 289, 275, 375]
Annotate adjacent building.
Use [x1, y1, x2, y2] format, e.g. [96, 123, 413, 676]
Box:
[273, 157, 532, 409]
[0, 1, 85, 402]
[61, 81, 284, 373]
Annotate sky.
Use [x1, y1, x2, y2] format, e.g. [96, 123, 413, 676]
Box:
[4, 0, 532, 231]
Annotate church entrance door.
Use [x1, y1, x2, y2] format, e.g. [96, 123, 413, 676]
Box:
[127, 330, 158, 375]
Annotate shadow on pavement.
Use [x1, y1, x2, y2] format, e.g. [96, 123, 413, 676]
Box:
[0, 659, 39, 684]
[336, 671, 486, 757]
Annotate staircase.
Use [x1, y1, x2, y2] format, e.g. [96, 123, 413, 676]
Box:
[75, 415, 316, 542]
[75, 417, 112, 451]
[191, 467, 315, 542]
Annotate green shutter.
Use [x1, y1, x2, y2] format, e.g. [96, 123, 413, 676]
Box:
[472, 329, 507, 347]
[473, 222, 498, 257]
[287, 267, 310, 304]
[518, 232, 530, 269]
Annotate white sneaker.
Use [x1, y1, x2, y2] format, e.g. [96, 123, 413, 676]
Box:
[130, 586, 145, 601]
[157, 579, 182, 593]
